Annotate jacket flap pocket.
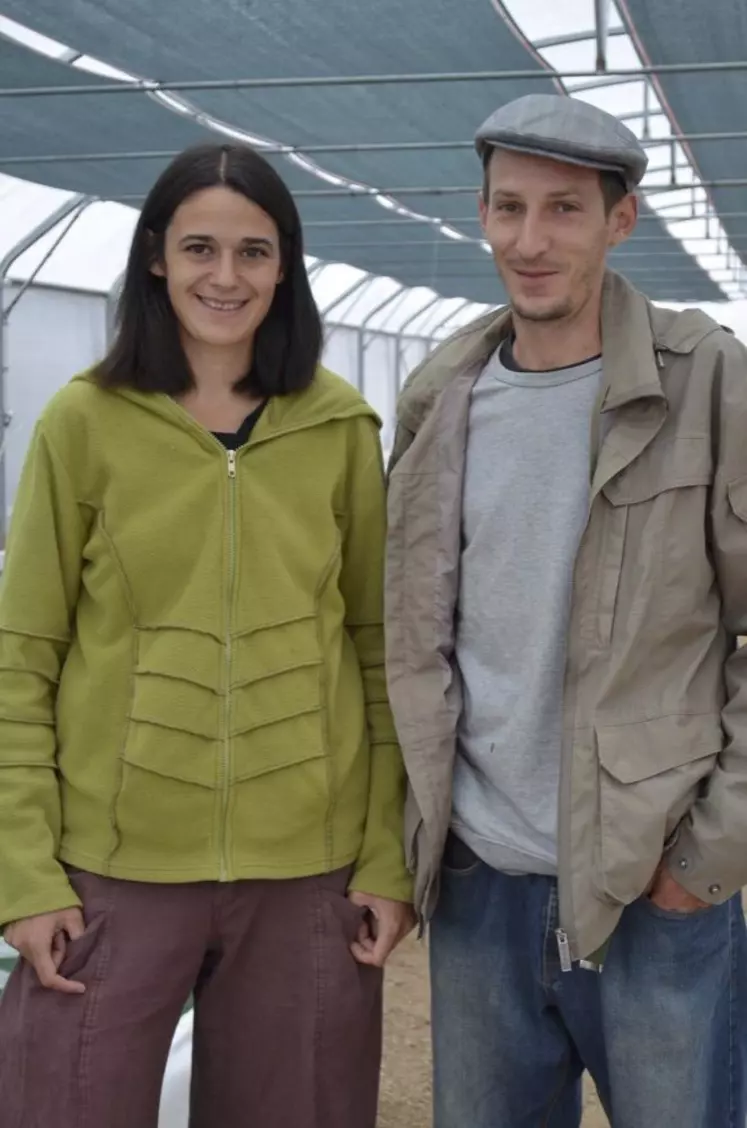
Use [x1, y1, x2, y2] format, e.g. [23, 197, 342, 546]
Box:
[596, 713, 722, 783]
[603, 436, 712, 507]
[727, 475, 747, 523]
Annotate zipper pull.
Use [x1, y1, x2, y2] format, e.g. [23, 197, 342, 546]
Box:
[555, 928, 573, 973]
[227, 450, 237, 478]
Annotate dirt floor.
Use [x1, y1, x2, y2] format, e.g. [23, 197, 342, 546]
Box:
[379, 935, 608, 1128]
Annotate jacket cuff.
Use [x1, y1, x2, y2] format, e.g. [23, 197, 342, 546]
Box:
[0, 884, 82, 933]
[347, 859, 414, 904]
[664, 825, 736, 905]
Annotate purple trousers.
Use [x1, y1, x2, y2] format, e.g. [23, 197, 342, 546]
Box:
[0, 866, 382, 1128]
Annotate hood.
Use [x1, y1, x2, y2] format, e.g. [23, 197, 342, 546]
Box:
[72, 364, 379, 449]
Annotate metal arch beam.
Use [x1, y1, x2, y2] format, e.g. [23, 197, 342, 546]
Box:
[428, 299, 474, 338]
[319, 276, 372, 318]
[395, 294, 443, 338]
[359, 286, 408, 334]
[0, 193, 91, 544]
[393, 294, 443, 391]
[3, 60, 747, 98]
[106, 270, 125, 347]
[306, 261, 327, 282]
[535, 26, 626, 50]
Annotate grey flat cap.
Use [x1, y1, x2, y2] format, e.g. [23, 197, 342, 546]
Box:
[475, 93, 648, 191]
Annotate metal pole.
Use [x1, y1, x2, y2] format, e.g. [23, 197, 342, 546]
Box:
[354, 284, 409, 396]
[302, 217, 747, 233]
[594, 0, 611, 72]
[3, 60, 747, 98]
[0, 194, 89, 545]
[114, 178, 747, 203]
[307, 240, 747, 254]
[6, 130, 747, 165]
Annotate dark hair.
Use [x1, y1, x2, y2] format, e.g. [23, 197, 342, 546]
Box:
[481, 150, 628, 215]
[95, 144, 323, 396]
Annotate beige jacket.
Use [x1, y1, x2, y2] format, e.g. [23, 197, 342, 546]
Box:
[386, 270, 747, 961]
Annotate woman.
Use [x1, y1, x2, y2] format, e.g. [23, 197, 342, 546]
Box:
[0, 143, 413, 1128]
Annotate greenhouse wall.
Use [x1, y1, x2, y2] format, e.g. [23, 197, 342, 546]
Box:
[3, 283, 108, 529]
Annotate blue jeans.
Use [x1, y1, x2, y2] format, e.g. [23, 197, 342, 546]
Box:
[430, 837, 747, 1128]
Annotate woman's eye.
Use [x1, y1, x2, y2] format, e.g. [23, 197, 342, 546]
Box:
[186, 243, 211, 256]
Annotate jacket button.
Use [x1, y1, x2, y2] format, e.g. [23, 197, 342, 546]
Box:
[678, 858, 689, 870]
[709, 883, 721, 895]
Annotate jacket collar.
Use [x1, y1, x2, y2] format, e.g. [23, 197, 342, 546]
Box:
[397, 269, 724, 430]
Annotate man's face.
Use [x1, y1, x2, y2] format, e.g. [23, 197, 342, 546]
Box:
[479, 149, 637, 323]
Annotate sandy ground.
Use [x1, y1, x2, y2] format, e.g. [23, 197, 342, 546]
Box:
[379, 935, 608, 1128]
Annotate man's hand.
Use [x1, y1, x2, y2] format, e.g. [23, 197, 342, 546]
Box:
[4, 908, 87, 994]
[647, 864, 710, 914]
[347, 891, 417, 968]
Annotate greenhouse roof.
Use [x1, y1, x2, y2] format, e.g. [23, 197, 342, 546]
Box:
[1, 0, 747, 321]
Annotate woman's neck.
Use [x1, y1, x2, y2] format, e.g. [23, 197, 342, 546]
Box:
[182, 337, 253, 394]
[178, 338, 263, 432]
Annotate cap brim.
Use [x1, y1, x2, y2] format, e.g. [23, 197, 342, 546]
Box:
[476, 136, 638, 191]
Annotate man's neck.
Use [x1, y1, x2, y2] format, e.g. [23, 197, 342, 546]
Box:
[510, 301, 602, 373]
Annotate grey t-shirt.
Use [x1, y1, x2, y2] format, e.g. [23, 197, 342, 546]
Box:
[452, 340, 603, 875]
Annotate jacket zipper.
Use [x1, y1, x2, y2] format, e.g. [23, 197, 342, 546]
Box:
[555, 927, 573, 973]
[221, 447, 238, 880]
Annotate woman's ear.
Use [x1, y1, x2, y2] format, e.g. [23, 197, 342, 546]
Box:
[146, 229, 165, 278]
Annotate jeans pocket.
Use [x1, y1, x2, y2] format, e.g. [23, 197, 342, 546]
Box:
[441, 832, 481, 877]
[57, 914, 106, 978]
[640, 896, 716, 923]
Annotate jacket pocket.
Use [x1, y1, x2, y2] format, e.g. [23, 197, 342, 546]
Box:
[594, 712, 721, 904]
[727, 475, 747, 522]
[595, 436, 713, 647]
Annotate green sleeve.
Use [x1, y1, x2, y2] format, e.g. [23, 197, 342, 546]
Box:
[339, 420, 413, 903]
[0, 421, 89, 927]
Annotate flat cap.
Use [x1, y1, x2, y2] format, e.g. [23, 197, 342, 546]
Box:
[475, 93, 648, 191]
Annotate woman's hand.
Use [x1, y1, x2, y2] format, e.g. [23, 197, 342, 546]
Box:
[4, 908, 87, 994]
[347, 891, 417, 967]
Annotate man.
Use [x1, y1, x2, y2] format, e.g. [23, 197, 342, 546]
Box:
[385, 92, 747, 1128]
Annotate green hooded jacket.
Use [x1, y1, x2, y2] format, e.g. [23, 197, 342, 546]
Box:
[0, 366, 411, 926]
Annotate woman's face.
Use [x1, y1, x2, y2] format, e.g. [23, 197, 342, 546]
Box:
[153, 185, 284, 354]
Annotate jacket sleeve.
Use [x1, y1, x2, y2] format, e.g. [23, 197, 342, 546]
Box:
[668, 338, 747, 903]
[340, 418, 412, 902]
[0, 419, 90, 927]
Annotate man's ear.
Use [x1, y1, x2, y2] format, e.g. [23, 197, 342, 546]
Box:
[608, 194, 638, 249]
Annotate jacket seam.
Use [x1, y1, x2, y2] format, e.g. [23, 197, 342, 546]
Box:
[596, 709, 720, 729]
